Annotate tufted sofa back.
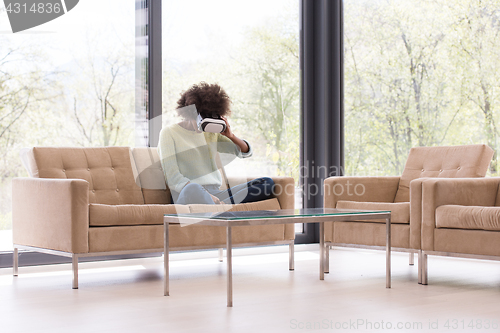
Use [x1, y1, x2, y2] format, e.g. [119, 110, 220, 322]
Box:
[24, 147, 145, 205]
[394, 144, 494, 202]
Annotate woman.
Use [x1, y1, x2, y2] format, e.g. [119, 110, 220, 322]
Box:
[158, 82, 274, 205]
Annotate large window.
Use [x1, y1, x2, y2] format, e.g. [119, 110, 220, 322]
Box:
[0, 1, 136, 251]
[0, 0, 303, 253]
[161, 0, 300, 197]
[344, 0, 500, 176]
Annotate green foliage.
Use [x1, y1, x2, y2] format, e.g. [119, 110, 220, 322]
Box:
[234, 8, 300, 181]
[0, 26, 135, 230]
[345, 0, 500, 175]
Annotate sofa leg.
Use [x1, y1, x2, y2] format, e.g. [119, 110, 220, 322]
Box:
[409, 252, 414, 266]
[289, 242, 294, 271]
[418, 250, 422, 284]
[421, 252, 428, 285]
[72, 255, 79, 289]
[13, 247, 18, 276]
[218, 248, 224, 262]
[324, 245, 329, 274]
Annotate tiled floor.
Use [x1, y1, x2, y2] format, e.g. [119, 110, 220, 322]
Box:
[1, 245, 500, 333]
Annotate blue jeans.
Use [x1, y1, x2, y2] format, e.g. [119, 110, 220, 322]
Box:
[173, 177, 275, 205]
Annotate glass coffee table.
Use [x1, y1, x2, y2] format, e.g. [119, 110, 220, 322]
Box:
[164, 208, 391, 307]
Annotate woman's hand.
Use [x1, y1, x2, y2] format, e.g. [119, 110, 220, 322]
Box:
[210, 193, 223, 204]
[221, 116, 234, 139]
[220, 116, 249, 153]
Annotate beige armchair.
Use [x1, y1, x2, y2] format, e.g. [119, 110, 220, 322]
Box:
[420, 177, 500, 284]
[323, 144, 494, 281]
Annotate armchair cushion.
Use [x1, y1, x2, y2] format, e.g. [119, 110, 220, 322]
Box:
[336, 201, 409, 224]
[436, 205, 500, 231]
[394, 144, 494, 202]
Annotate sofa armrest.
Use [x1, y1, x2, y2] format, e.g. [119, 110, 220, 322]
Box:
[421, 177, 500, 251]
[270, 176, 295, 210]
[271, 176, 295, 241]
[12, 178, 90, 254]
[226, 175, 295, 241]
[323, 176, 401, 208]
[225, 176, 295, 209]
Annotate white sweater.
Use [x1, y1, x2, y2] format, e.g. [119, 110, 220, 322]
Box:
[158, 124, 252, 193]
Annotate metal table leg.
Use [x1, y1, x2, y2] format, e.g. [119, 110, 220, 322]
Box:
[164, 220, 169, 296]
[418, 250, 422, 284]
[320, 222, 324, 280]
[421, 252, 428, 285]
[72, 255, 78, 289]
[386, 216, 391, 288]
[325, 245, 329, 273]
[13, 247, 18, 276]
[227, 226, 233, 307]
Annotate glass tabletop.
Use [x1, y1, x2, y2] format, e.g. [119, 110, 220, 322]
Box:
[165, 208, 390, 220]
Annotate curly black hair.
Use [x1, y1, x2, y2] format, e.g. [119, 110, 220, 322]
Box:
[177, 82, 231, 119]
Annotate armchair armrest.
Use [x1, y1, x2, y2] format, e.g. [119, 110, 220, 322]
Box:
[323, 176, 400, 243]
[12, 178, 89, 254]
[323, 176, 401, 208]
[409, 178, 432, 249]
[421, 177, 500, 250]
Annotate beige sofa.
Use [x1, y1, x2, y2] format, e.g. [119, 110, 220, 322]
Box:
[323, 144, 494, 282]
[420, 177, 500, 284]
[12, 147, 295, 288]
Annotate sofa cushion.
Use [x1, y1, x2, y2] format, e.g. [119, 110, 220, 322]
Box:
[436, 205, 500, 231]
[336, 200, 409, 224]
[188, 198, 281, 213]
[89, 204, 190, 226]
[394, 144, 494, 202]
[131, 147, 172, 204]
[89, 199, 281, 227]
[187, 198, 285, 244]
[88, 222, 288, 252]
[28, 147, 144, 205]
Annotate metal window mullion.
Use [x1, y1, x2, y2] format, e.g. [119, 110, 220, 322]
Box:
[148, 0, 162, 147]
[299, 0, 344, 244]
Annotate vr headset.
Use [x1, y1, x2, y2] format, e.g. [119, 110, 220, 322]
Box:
[197, 114, 227, 133]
